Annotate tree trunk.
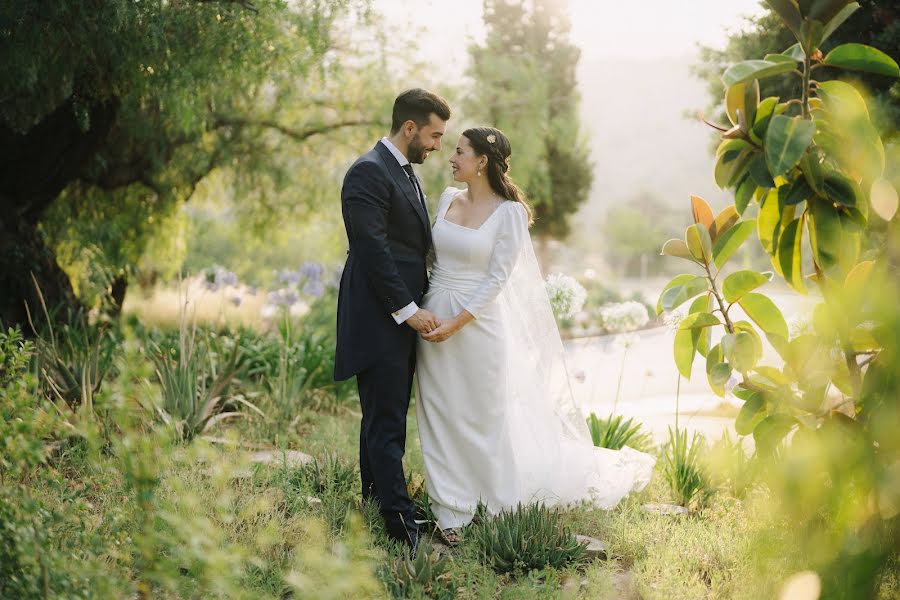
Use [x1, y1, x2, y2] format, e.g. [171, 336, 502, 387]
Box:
[108, 273, 128, 319]
[0, 218, 79, 332]
[0, 97, 118, 333]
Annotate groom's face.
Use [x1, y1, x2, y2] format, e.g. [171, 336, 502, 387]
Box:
[406, 113, 447, 164]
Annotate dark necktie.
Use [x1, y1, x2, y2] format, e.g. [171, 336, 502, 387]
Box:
[402, 163, 428, 215]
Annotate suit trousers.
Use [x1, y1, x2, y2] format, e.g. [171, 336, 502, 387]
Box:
[356, 337, 419, 545]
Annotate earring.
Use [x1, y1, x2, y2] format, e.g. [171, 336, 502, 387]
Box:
[477, 170, 481, 177]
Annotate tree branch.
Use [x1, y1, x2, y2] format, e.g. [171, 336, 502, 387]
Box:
[194, 0, 258, 14]
[211, 115, 381, 142]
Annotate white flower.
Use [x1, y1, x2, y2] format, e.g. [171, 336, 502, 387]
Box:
[544, 273, 587, 321]
[260, 304, 278, 319]
[613, 333, 639, 350]
[600, 301, 650, 333]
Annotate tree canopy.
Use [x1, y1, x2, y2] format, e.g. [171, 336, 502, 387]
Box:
[465, 0, 593, 240]
[0, 0, 389, 327]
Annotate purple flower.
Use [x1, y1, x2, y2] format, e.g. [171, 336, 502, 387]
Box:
[303, 279, 325, 298]
[299, 261, 324, 281]
[279, 270, 302, 286]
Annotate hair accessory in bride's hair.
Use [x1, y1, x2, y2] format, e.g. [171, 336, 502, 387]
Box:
[486, 134, 497, 144]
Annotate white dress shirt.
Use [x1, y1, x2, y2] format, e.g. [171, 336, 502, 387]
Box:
[380, 137, 420, 325]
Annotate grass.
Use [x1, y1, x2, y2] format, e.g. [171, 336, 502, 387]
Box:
[6, 322, 897, 599]
[9, 401, 849, 600]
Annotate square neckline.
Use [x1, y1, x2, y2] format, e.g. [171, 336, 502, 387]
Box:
[440, 191, 506, 232]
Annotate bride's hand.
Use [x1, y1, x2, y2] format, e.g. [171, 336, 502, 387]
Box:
[421, 318, 459, 343]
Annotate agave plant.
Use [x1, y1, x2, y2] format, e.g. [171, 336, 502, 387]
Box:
[26, 277, 117, 415]
[587, 412, 652, 451]
[383, 542, 453, 598]
[147, 295, 262, 442]
[472, 503, 587, 573]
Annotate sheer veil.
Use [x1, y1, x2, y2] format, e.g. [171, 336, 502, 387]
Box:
[498, 226, 592, 442]
[496, 215, 654, 506]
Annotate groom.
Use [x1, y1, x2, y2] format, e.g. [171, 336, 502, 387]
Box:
[334, 88, 451, 548]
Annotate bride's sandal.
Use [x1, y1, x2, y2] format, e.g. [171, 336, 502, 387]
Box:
[437, 527, 461, 548]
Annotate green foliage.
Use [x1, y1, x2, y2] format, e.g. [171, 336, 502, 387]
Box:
[1, 0, 389, 325]
[661, 427, 711, 510]
[587, 413, 653, 452]
[465, 0, 593, 239]
[0, 328, 58, 484]
[663, 4, 900, 594]
[30, 307, 119, 413]
[146, 310, 258, 442]
[472, 503, 586, 574]
[382, 542, 454, 599]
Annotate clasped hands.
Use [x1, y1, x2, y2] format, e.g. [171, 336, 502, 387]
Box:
[405, 309, 460, 343]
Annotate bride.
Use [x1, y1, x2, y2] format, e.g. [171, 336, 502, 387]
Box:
[415, 126, 655, 543]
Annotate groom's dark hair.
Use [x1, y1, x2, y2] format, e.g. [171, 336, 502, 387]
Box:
[390, 88, 451, 134]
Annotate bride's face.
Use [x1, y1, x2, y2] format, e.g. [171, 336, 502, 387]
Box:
[449, 135, 486, 183]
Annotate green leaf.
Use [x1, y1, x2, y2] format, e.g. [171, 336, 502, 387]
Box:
[660, 276, 709, 313]
[706, 343, 727, 396]
[823, 43, 900, 78]
[739, 293, 789, 339]
[764, 0, 803, 39]
[722, 59, 798, 87]
[674, 327, 696, 380]
[749, 154, 776, 188]
[823, 172, 860, 207]
[715, 146, 754, 190]
[757, 188, 783, 256]
[713, 219, 756, 269]
[678, 311, 721, 330]
[685, 223, 713, 264]
[800, 151, 825, 195]
[808, 0, 854, 25]
[785, 175, 813, 206]
[735, 174, 757, 216]
[733, 321, 765, 365]
[661, 239, 698, 263]
[765, 115, 817, 178]
[753, 414, 796, 454]
[710, 362, 733, 387]
[820, 3, 859, 44]
[725, 81, 760, 127]
[722, 332, 758, 372]
[674, 312, 722, 379]
[808, 197, 842, 271]
[723, 270, 771, 303]
[657, 274, 699, 314]
[711, 205, 739, 242]
[695, 299, 715, 360]
[735, 392, 766, 435]
[752, 97, 779, 141]
[777, 216, 806, 293]
[781, 43, 806, 61]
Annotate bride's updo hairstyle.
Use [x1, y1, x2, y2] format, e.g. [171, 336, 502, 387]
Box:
[462, 127, 534, 224]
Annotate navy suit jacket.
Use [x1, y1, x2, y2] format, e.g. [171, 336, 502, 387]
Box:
[334, 141, 432, 381]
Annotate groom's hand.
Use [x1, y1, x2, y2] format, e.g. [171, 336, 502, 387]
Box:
[406, 309, 441, 333]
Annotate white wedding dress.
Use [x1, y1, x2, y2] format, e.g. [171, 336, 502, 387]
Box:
[416, 187, 655, 529]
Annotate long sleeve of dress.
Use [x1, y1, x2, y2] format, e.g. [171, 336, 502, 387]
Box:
[462, 202, 529, 319]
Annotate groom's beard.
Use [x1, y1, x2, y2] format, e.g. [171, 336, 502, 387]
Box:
[408, 136, 429, 164]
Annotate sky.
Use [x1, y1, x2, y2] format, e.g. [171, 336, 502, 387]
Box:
[375, 0, 768, 77]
